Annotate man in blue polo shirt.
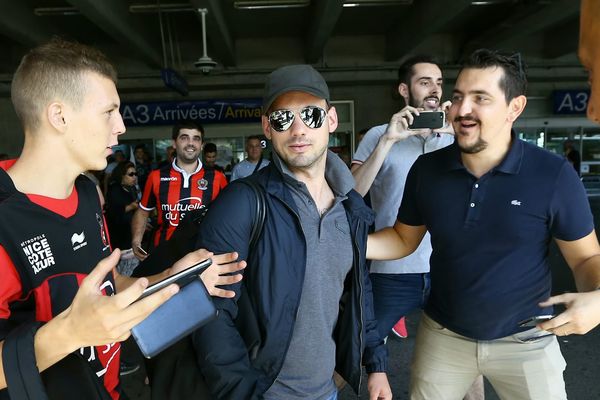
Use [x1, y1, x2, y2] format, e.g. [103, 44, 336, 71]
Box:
[368, 49, 600, 399]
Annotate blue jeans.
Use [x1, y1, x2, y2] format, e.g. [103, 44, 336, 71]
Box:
[370, 272, 431, 339]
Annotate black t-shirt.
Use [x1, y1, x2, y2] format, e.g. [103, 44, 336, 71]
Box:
[567, 149, 581, 176]
[105, 183, 137, 249]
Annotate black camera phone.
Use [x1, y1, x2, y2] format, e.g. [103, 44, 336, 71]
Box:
[139, 258, 212, 300]
[518, 314, 555, 328]
[408, 111, 445, 130]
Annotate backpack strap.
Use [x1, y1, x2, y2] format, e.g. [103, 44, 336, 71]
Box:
[232, 179, 265, 360]
[238, 180, 266, 248]
[251, 157, 263, 176]
[2, 322, 49, 400]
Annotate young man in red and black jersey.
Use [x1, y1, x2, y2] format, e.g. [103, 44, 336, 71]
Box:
[131, 121, 228, 260]
[0, 39, 244, 399]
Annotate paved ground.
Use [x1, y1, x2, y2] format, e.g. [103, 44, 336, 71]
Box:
[123, 197, 600, 399]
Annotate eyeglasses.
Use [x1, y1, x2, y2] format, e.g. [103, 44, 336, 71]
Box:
[268, 105, 328, 132]
[127, 172, 138, 177]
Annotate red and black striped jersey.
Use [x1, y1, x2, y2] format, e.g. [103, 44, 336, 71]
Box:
[140, 159, 228, 246]
[0, 161, 120, 399]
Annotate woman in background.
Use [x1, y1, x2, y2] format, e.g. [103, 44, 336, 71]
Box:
[105, 161, 139, 250]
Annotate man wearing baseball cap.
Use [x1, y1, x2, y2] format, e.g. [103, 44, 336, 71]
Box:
[192, 64, 391, 399]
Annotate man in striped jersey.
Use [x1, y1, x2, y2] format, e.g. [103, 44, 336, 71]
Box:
[131, 121, 228, 260]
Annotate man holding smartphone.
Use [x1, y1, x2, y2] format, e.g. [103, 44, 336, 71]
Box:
[352, 56, 483, 399]
[352, 55, 453, 341]
[351, 55, 492, 400]
[368, 49, 600, 399]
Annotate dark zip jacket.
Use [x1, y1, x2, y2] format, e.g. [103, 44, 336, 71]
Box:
[192, 153, 387, 399]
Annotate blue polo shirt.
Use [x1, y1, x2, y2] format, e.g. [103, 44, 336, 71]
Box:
[398, 134, 594, 340]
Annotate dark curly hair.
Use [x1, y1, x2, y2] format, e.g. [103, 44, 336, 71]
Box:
[397, 55, 441, 85]
[172, 120, 205, 141]
[111, 161, 136, 185]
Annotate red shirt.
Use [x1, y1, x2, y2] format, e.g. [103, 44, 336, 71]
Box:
[140, 160, 227, 246]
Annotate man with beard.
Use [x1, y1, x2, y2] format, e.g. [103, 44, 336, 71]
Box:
[368, 49, 600, 399]
[352, 56, 453, 343]
[131, 121, 228, 259]
[353, 56, 483, 400]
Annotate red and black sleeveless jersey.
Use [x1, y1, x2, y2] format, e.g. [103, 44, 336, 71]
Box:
[140, 160, 227, 246]
[0, 163, 120, 399]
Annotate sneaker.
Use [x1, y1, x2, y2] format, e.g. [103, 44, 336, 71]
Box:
[119, 360, 140, 376]
[391, 317, 408, 339]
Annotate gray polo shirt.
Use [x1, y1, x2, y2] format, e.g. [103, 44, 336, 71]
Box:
[230, 158, 270, 181]
[353, 123, 454, 274]
[263, 151, 354, 400]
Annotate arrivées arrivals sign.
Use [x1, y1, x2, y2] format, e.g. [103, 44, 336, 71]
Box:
[120, 99, 263, 126]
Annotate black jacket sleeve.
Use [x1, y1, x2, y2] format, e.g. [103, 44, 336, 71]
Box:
[361, 252, 388, 374]
[350, 190, 388, 374]
[191, 182, 264, 400]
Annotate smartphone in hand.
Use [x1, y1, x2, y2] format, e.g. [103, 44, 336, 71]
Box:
[137, 245, 148, 256]
[132, 259, 217, 358]
[518, 314, 555, 328]
[408, 111, 445, 130]
[139, 258, 212, 300]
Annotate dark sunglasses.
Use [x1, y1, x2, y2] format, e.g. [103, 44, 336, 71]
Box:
[127, 172, 138, 177]
[268, 105, 328, 132]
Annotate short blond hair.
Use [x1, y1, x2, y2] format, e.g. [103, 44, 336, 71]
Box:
[11, 37, 117, 132]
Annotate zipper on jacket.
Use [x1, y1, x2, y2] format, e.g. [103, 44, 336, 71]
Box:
[354, 220, 365, 395]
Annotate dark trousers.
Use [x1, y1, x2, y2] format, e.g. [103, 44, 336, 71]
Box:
[370, 272, 430, 339]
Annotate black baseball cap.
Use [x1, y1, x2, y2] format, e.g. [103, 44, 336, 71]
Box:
[262, 64, 330, 113]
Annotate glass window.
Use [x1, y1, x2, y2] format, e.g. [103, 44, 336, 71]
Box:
[155, 139, 172, 165]
[515, 128, 545, 148]
[207, 137, 245, 168]
[544, 128, 576, 156]
[115, 139, 156, 164]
